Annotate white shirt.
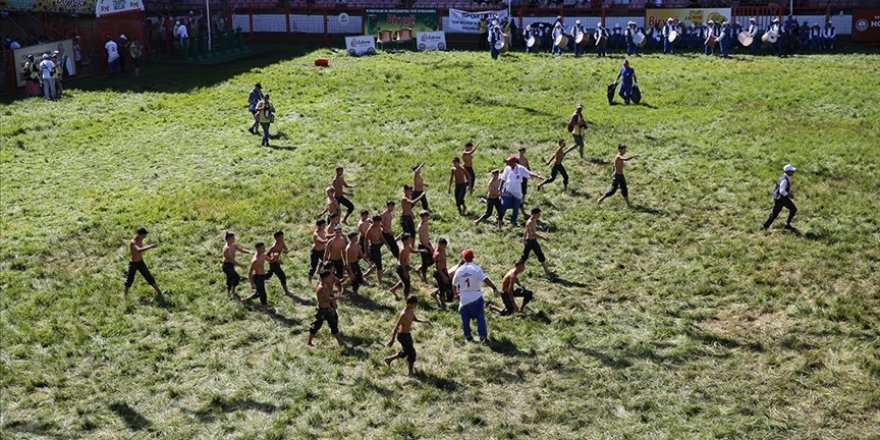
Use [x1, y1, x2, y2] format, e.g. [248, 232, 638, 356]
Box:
[777, 175, 791, 198]
[105, 40, 118, 61]
[178, 24, 189, 39]
[39, 59, 55, 79]
[452, 262, 486, 307]
[500, 164, 531, 199]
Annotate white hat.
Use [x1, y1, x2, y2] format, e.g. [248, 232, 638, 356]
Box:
[597, 21, 603, 27]
[749, 17, 757, 22]
[627, 20, 636, 26]
[575, 19, 581, 25]
[120, 34, 127, 40]
[42, 54, 49, 59]
[783, 164, 796, 172]
[667, 17, 674, 22]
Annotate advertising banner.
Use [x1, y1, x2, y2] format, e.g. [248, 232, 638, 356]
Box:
[0, 0, 96, 14]
[645, 8, 731, 28]
[345, 35, 377, 56]
[416, 31, 446, 51]
[95, 0, 144, 17]
[447, 8, 509, 34]
[13, 39, 76, 87]
[852, 9, 880, 43]
[364, 9, 439, 36]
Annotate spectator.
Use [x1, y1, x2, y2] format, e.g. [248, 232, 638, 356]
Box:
[129, 39, 143, 77]
[451, 249, 499, 344]
[254, 94, 275, 147]
[51, 50, 63, 99]
[177, 20, 189, 50]
[118, 34, 128, 73]
[105, 37, 119, 74]
[38, 54, 56, 100]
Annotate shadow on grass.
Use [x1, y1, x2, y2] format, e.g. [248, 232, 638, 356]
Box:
[108, 402, 152, 431]
[414, 371, 459, 392]
[139, 292, 174, 309]
[267, 144, 298, 151]
[547, 273, 589, 289]
[631, 204, 665, 216]
[639, 102, 659, 109]
[587, 157, 611, 166]
[348, 293, 396, 313]
[269, 310, 301, 328]
[487, 336, 536, 358]
[3, 420, 77, 439]
[803, 229, 836, 244]
[573, 346, 633, 369]
[191, 396, 279, 423]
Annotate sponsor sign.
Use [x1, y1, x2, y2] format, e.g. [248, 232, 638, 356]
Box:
[645, 8, 731, 28]
[364, 9, 439, 36]
[345, 35, 377, 56]
[852, 9, 880, 43]
[447, 8, 509, 34]
[416, 31, 446, 51]
[95, 0, 143, 17]
[13, 39, 76, 87]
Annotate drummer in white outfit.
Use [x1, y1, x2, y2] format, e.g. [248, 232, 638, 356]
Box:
[551, 22, 564, 56]
[662, 17, 676, 54]
[594, 22, 609, 57]
[571, 20, 586, 57]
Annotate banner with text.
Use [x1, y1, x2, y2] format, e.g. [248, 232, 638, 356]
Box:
[645, 8, 731, 28]
[345, 35, 377, 56]
[0, 0, 96, 14]
[852, 9, 880, 43]
[96, 0, 144, 17]
[447, 9, 509, 34]
[13, 39, 76, 87]
[416, 31, 446, 51]
[364, 9, 439, 36]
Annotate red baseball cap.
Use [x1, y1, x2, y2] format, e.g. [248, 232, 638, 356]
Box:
[461, 248, 474, 261]
[506, 155, 518, 163]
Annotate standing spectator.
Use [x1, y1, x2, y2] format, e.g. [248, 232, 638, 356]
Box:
[38, 54, 56, 100]
[254, 94, 275, 147]
[822, 20, 835, 51]
[21, 54, 41, 97]
[118, 34, 128, 73]
[478, 16, 488, 50]
[129, 39, 143, 78]
[73, 36, 83, 70]
[499, 155, 542, 227]
[247, 82, 263, 135]
[719, 20, 731, 58]
[105, 37, 119, 74]
[50, 51, 63, 99]
[452, 249, 499, 344]
[177, 20, 189, 50]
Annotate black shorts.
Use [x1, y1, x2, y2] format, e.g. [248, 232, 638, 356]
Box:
[433, 269, 452, 301]
[521, 239, 546, 263]
[396, 264, 412, 295]
[418, 244, 434, 274]
[369, 244, 383, 271]
[335, 195, 354, 213]
[605, 173, 628, 198]
[397, 332, 416, 363]
[222, 262, 240, 288]
[349, 262, 364, 292]
[501, 287, 534, 315]
[483, 197, 502, 221]
[266, 262, 287, 285]
[464, 166, 476, 188]
[411, 190, 429, 210]
[252, 273, 268, 305]
[125, 261, 155, 287]
[308, 249, 323, 276]
[309, 306, 339, 335]
[400, 215, 415, 236]
[454, 183, 468, 206]
[330, 258, 344, 279]
[383, 232, 400, 259]
[521, 178, 528, 196]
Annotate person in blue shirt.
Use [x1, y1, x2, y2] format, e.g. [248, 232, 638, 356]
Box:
[247, 82, 263, 135]
[615, 59, 637, 105]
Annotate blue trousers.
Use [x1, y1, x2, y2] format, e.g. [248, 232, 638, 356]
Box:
[260, 123, 270, 146]
[500, 194, 522, 225]
[626, 41, 638, 56]
[574, 42, 582, 56]
[459, 297, 487, 339]
[663, 38, 674, 54]
[619, 84, 632, 104]
[720, 40, 729, 57]
[596, 45, 606, 56]
[705, 43, 715, 56]
[491, 46, 499, 60]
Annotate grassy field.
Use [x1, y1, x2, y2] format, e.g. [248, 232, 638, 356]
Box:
[2, 47, 879, 439]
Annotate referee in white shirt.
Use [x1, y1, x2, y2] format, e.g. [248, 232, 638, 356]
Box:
[452, 249, 499, 344]
[762, 164, 798, 230]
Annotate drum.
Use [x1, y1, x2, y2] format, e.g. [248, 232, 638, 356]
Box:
[668, 30, 679, 43]
[378, 30, 392, 43]
[762, 31, 778, 43]
[575, 32, 590, 47]
[738, 31, 754, 47]
[494, 40, 504, 50]
[596, 34, 607, 47]
[502, 34, 511, 53]
[526, 35, 537, 48]
[555, 34, 569, 47]
[633, 31, 646, 47]
[396, 28, 412, 41]
[706, 35, 717, 48]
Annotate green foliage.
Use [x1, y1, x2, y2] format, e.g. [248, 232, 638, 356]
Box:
[1, 49, 879, 439]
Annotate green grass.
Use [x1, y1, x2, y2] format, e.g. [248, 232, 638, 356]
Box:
[1, 48, 879, 439]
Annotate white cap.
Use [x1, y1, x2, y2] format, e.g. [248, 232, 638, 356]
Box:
[120, 34, 127, 40]
[783, 164, 796, 172]
[597, 21, 603, 27]
[576, 19, 581, 25]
